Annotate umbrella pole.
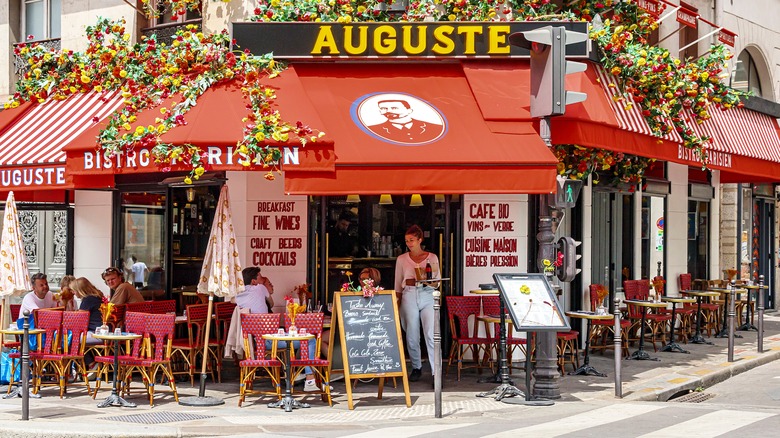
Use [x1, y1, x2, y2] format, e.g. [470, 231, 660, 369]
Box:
[0, 296, 6, 349]
[179, 293, 224, 406]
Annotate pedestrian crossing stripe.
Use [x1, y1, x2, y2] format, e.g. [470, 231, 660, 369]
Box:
[636, 410, 775, 437]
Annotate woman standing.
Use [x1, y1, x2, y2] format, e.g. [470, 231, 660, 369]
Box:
[394, 225, 440, 382]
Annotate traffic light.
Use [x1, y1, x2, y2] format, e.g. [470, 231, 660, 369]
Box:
[556, 236, 582, 282]
[509, 26, 588, 117]
[553, 175, 584, 209]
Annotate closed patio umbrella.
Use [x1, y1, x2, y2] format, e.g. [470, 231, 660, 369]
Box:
[0, 191, 32, 348]
[179, 185, 244, 406]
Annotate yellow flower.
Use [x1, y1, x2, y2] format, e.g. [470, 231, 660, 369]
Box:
[183, 177, 192, 185]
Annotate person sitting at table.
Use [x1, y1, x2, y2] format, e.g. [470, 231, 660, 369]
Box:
[19, 272, 57, 318]
[236, 267, 274, 313]
[70, 277, 107, 369]
[58, 275, 77, 311]
[101, 266, 144, 305]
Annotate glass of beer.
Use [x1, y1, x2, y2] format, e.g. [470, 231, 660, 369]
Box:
[414, 265, 426, 281]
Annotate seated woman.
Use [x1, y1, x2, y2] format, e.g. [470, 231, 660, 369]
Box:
[70, 277, 107, 365]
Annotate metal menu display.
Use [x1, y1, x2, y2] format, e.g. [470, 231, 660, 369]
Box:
[493, 273, 571, 331]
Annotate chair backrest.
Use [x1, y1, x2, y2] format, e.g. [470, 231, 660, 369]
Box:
[111, 304, 127, 330]
[185, 303, 212, 346]
[215, 301, 237, 321]
[126, 301, 152, 314]
[143, 313, 175, 361]
[623, 280, 650, 319]
[481, 296, 500, 316]
[652, 276, 666, 296]
[125, 311, 149, 358]
[10, 303, 21, 321]
[36, 309, 64, 354]
[62, 310, 90, 355]
[240, 313, 282, 359]
[149, 300, 176, 315]
[589, 284, 609, 311]
[445, 296, 481, 340]
[285, 312, 324, 359]
[679, 273, 692, 291]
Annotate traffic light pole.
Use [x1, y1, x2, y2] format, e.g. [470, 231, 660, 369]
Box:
[534, 117, 561, 400]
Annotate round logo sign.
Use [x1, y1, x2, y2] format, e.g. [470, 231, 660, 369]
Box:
[351, 92, 447, 146]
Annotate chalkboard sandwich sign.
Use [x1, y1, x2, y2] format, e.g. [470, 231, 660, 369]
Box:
[331, 290, 411, 410]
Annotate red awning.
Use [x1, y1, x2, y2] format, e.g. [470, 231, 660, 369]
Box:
[0, 92, 122, 193]
[283, 63, 558, 195]
[64, 76, 335, 187]
[464, 60, 780, 183]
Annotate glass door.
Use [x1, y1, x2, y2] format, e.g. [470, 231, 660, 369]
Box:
[591, 191, 635, 309]
[641, 195, 666, 279]
[118, 191, 167, 297]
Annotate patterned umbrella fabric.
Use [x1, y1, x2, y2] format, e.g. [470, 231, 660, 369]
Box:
[0, 191, 32, 346]
[187, 185, 243, 402]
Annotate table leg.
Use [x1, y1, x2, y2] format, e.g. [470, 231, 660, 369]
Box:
[97, 339, 136, 408]
[737, 291, 757, 331]
[661, 303, 689, 354]
[717, 292, 742, 339]
[629, 307, 658, 361]
[268, 342, 310, 412]
[477, 296, 526, 402]
[570, 319, 607, 376]
[690, 297, 712, 345]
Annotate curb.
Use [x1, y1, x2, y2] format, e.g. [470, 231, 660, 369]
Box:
[626, 345, 780, 402]
[0, 421, 180, 438]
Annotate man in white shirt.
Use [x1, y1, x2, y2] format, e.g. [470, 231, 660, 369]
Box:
[236, 267, 274, 313]
[129, 255, 148, 289]
[19, 272, 57, 318]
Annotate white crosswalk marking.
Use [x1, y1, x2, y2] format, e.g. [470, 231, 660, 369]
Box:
[342, 423, 475, 438]
[637, 410, 776, 437]
[482, 404, 666, 438]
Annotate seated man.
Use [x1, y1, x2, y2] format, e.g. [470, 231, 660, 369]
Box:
[236, 267, 274, 314]
[19, 272, 58, 317]
[102, 266, 144, 305]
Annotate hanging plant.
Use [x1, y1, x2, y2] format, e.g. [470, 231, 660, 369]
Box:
[552, 144, 656, 188]
[8, 18, 323, 181]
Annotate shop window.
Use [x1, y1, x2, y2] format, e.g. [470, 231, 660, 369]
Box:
[687, 200, 710, 280]
[119, 191, 167, 294]
[678, 2, 698, 60]
[147, 0, 202, 27]
[731, 50, 763, 97]
[169, 185, 220, 289]
[641, 195, 666, 279]
[22, 0, 61, 41]
[739, 186, 753, 279]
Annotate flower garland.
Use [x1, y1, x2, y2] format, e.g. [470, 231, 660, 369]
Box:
[8, 18, 323, 181]
[340, 270, 384, 298]
[552, 144, 656, 187]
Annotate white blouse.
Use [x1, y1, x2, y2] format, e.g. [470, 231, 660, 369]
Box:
[394, 251, 441, 294]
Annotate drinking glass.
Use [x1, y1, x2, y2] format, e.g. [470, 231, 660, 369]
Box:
[327, 303, 334, 313]
[277, 328, 285, 336]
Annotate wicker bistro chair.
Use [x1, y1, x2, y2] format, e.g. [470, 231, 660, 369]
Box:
[481, 296, 526, 373]
[170, 303, 220, 386]
[34, 310, 92, 398]
[118, 313, 178, 407]
[445, 296, 491, 381]
[283, 312, 331, 406]
[7, 309, 61, 395]
[125, 301, 152, 314]
[214, 301, 237, 362]
[4, 303, 22, 349]
[149, 300, 176, 315]
[92, 312, 148, 399]
[238, 313, 283, 407]
[624, 279, 671, 351]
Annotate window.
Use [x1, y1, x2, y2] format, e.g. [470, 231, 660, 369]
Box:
[23, 0, 60, 41]
[731, 50, 763, 97]
[148, 0, 202, 28]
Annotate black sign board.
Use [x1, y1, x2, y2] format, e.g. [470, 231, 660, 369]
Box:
[232, 21, 589, 60]
[331, 291, 410, 409]
[493, 273, 570, 331]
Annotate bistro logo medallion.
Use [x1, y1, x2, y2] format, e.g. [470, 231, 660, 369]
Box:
[351, 92, 447, 146]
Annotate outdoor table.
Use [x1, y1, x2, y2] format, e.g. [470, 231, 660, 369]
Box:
[93, 332, 142, 408]
[660, 297, 696, 354]
[564, 311, 613, 376]
[679, 290, 719, 344]
[738, 285, 765, 331]
[262, 332, 316, 412]
[0, 328, 44, 399]
[623, 300, 667, 361]
[471, 289, 506, 385]
[708, 287, 745, 339]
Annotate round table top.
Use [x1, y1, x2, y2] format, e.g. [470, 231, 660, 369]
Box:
[565, 311, 613, 320]
[92, 332, 142, 341]
[470, 289, 499, 295]
[708, 287, 747, 294]
[262, 333, 315, 342]
[680, 290, 721, 298]
[661, 297, 696, 304]
[624, 299, 668, 308]
[476, 314, 511, 324]
[0, 328, 45, 335]
[742, 284, 769, 290]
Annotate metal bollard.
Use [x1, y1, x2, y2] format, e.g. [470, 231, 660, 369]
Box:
[21, 310, 30, 421]
[758, 275, 765, 353]
[728, 281, 736, 362]
[433, 289, 442, 418]
[613, 297, 622, 398]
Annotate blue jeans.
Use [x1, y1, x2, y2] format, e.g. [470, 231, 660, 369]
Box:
[399, 286, 435, 373]
[266, 339, 317, 375]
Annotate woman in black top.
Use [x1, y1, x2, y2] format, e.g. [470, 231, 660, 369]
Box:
[70, 277, 106, 343]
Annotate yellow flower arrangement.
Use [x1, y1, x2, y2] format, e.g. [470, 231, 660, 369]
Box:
[99, 297, 115, 326]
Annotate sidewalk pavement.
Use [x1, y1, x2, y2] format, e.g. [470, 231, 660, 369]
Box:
[1, 312, 779, 437]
